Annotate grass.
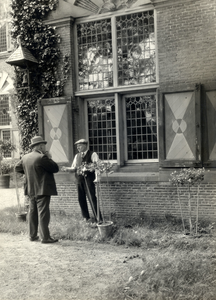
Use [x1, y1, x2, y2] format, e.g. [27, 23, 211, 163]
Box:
[105, 249, 216, 300]
[0, 206, 215, 300]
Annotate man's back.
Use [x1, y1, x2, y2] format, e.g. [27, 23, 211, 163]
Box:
[16, 150, 59, 196]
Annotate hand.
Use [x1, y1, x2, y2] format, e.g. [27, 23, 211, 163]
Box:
[70, 167, 77, 173]
[45, 151, 52, 159]
[61, 166, 68, 172]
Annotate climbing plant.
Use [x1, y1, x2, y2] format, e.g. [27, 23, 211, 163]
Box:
[10, 0, 70, 152]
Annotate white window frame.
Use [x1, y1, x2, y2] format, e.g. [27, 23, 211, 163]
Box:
[74, 7, 159, 97]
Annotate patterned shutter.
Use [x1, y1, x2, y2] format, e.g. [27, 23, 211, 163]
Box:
[38, 97, 73, 165]
[160, 88, 201, 167]
[203, 90, 216, 167]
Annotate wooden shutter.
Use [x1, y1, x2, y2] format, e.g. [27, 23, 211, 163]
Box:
[160, 87, 201, 167]
[38, 97, 74, 165]
[203, 90, 216, 167]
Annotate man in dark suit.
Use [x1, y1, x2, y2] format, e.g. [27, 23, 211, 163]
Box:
[15, 135, 59, 244]
[62, 139, 102, 223]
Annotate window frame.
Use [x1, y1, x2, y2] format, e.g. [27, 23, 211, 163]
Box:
[0, 18, 12, 55]
[0, 94, 11, 126]
[122, 91, 159, 163]
[0, 129, 12, 159]
[0, 93, 12, 158]
[85, 96, 118, 162]
[74, 7, 159, 96]
[83, 89, 158, 165]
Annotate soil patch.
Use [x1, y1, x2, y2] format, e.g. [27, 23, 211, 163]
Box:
[0, 233, 143, 300]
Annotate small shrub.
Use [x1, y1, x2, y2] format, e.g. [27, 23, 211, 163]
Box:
[170, 168, 205, 235]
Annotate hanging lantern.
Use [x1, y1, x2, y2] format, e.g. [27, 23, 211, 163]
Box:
[5, 36, 38, 90]
[5, 36, 38, 69]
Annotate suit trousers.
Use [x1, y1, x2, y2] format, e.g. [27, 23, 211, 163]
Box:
[29, 195, 51, 240]
[76, 175, 102, 222]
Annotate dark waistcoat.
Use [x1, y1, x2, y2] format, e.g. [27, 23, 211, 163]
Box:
[75, 150, 95, 181]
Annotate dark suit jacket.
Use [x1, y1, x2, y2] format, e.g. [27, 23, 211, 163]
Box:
[15, 150, 59, 196]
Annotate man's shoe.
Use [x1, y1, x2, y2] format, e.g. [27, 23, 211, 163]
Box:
[29, 236, 39, 241]
[41, 237, 58, 244]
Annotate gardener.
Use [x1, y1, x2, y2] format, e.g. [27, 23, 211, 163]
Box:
[15, 135, 59, 244]
[62, 139, 102, 223]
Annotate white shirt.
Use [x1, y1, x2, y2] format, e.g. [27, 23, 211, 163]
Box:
[71, 150, 99, 168]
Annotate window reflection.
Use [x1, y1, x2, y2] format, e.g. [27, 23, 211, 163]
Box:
[87, 98, 117, 160]
[126, 95, 158, 160]
[77, 10, 156, 90]
[77, 20, 113, 91]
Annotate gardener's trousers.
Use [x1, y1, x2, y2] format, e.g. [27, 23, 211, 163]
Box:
[76, 175, 102, 222]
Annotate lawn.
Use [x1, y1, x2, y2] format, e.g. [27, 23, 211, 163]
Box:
[0, 206, 215, 300]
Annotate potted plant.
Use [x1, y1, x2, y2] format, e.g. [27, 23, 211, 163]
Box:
[170, 168, 205, 235]
[77, 160, 114, 238]
[0, 139, 16, 188]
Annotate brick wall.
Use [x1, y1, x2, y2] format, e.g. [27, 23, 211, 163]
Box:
[157, 0, 216, 91]
[50, 181, 216, 222]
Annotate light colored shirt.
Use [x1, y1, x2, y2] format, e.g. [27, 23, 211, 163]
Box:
[71, 150, 99, 168]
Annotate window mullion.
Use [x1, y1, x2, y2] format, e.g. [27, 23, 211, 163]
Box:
[115, 93, 124, 166]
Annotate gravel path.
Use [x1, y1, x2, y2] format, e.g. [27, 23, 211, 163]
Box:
[0, 233, 142, 300]
[0, 188, 143, 300]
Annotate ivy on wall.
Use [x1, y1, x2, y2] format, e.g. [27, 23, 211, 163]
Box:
[10, 0, 70, 152]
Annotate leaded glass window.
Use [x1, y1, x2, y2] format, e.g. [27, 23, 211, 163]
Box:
[117, 11, 156, 86]
[77, 19, 113, 91]
[76, 9, 156, 91]
[125, 95, 157, 160]
[78, 9, 158, 164]
[0, 95, 10, 126]
[1, 130, 11, 158]
[87, 98, 117, 160]
[0, 23, 7, 52]
[0, 3, 11, 54]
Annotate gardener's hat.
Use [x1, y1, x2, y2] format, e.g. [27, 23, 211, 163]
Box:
[30, 136, 47, 148]
[74, 139, 88, 145]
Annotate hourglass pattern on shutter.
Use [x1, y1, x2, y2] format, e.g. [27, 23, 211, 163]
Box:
[164, 91, 196, 161]
[43, 104, 70, 163]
